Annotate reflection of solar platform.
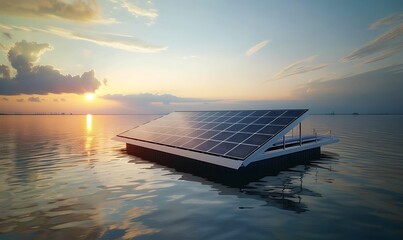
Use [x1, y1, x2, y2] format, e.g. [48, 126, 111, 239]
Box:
[114, 110, 338, 169]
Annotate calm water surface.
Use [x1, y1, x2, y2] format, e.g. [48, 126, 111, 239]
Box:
[0, 115, 402, 239]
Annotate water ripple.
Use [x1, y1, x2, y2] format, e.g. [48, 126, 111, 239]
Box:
[0, 115, 402, 239]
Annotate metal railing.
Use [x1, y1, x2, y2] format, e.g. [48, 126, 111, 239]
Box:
[270, 128, 334, 151]
[312, 128, 333, 142]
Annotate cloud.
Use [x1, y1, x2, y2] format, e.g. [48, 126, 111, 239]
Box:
[293, 64, 403, 114]
[2, 32, 12, 40]
[342, 13, 403, 64]
[0, 40, 101, 95]
[0, 0, 102, 22]
[182, 55, 197, 60]
[42, 27, 166, 53]
[271, 56, 328, 81]
[0, 23, 31, 32]
[54, 98, 67, 102]
[7, 41, 52, 73]
[121, 0, 158, 20]
[370, 12, 403, 29]
[0, 43, 6, 51]
[0, 24, 166, 53]
[0, 65, 10, 79]
[28, 96, 41, 102]
[103, 93, 217, 105]
[342, 24, 403, 61]
[246, 40, 269, 57]
[102, 93, 220, 114]
[363, 44, 403, 64]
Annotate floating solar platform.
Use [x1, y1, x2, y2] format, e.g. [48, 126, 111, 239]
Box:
[113, 109, 338, 170]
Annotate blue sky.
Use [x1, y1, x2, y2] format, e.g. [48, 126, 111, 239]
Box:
[0, 0, 402, 114]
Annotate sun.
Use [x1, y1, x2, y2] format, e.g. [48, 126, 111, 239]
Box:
[85, 93, 95, 101]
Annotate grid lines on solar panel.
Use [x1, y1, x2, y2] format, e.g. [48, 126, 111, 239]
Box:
[118, 109, 307, 160]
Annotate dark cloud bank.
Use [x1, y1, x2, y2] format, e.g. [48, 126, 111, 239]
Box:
[104, 65, 403, 114]
[0, 40, 101, 95]
[102, 93, 219, 114]
[103, 93, 217, 105]
[293, 64, 403, 114]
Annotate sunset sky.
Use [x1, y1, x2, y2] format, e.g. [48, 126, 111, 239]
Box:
[0, 0, 402, 114]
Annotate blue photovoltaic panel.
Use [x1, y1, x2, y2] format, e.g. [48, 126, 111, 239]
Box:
[118, 109, 307, 160]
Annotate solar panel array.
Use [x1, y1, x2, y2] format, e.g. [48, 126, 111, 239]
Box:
[119, 110, 307, 160]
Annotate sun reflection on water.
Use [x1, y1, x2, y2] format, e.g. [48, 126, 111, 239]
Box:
[86, 114, 93, 156]
[86, 114, 92, 132]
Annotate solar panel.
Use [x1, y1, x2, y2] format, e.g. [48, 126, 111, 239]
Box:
[118, 110, 307, 160]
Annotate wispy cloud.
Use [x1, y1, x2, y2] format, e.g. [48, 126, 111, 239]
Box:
[0, 23, 31, 32]
[271, 56, 328, 81]
[370, 12, 403, 29]
[0, 0, 104, 22]
[0, 24, 166, 53]
[363, 43, 403, 64]
[246, 40, 269, 57]
[0, 40, 101, 95]
[182, 55, 197, 60]
[121, 0, 158, 20]
[342, 12, 403, 64]
[42, 27, 167, 53]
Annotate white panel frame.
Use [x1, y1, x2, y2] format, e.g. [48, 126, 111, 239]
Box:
[113, 136, 243, 169]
